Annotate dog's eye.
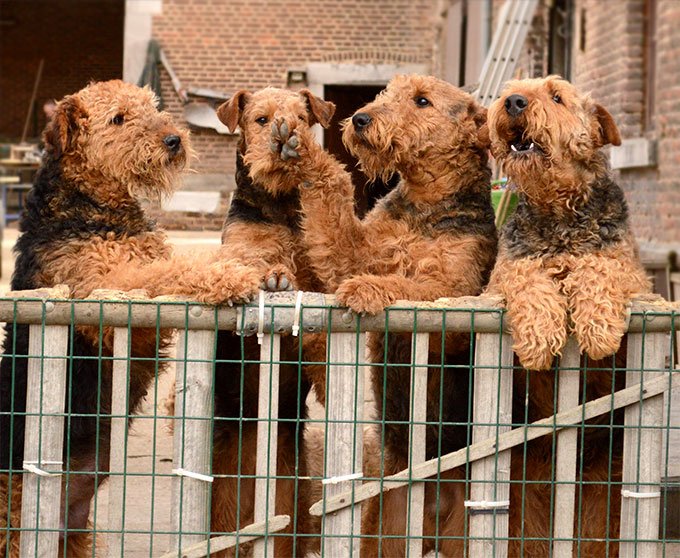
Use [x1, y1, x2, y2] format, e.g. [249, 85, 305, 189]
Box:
[298, 115, 306, 122]
[255, 116, 268, 126]
[111, 114, 125, 125]
[414, 96, 431, 107]
[552, 94, 562, 104]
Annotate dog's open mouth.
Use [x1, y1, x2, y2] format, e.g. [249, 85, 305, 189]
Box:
[507, 132, 542, 156]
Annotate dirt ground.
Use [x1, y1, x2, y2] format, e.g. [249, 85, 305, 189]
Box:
[1, 225, 677, 556]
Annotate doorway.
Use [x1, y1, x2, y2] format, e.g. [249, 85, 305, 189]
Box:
[323, 85, 399, 218]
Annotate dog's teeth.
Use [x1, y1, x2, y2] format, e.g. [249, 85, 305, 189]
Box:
[529, 142, 535, 150]
[510, 144, 518, 152]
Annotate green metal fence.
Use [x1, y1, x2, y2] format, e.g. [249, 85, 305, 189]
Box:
[0, 288, 678, 557]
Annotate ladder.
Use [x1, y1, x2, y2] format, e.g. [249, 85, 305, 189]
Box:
[474, 0, 539, 107]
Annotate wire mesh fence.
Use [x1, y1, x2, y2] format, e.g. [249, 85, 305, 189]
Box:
[0, 288, 678, 557]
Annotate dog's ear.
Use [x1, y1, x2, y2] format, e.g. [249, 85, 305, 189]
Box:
[469, 103, 490, 150]
[298, 89, 336, 128]
[217, 90, 251, 133]
[593, 103, 621, 147]
[42, 96, 87, 159]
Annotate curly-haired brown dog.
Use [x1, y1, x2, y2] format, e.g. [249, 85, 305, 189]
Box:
[0, 80, 259, 557]
[192, 87, 335, 557]
[485, 76, 651, 555]
[271, 74, 497, 556]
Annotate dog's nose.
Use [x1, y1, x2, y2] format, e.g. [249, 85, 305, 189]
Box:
[352, 112, 372, 130]
[504, 94, 528, 118]
[163, 135, 182, 152]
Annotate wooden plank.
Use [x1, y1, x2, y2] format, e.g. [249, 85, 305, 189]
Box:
[321, 331, 364, 557]
[620, 332, 667, 557]
[19, 323, 69, 558]
[159, 515, 290, 558]
[170, 327, 215, 551]
[310, 371, 679, 517]
[253, 333, 281, 558]
[468, 332, 514, 558]
[0, 293, 674, 335]
[552, 337, 580, 557]
[108, 328, 130, 558]
[406, 333, 429, 558]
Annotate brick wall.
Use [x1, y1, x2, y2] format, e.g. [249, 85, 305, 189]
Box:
[0, 0, 124, 140]
[151, 0, 438, 177]
[497, 0, 680, 244]
[148, 0, 439, 229]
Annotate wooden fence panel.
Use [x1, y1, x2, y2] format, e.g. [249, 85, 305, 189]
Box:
[253, 333, 282, 558]
[552, 338, 581, 557]
[19, 323, 69, 558]
[406, 333, 429, 558]
[171, 327, 215, 552]
[468, 331, 514, 558]
[107, 327, 130, 558]
[620, 332, 667, 557]
[322, 331, 365, 557]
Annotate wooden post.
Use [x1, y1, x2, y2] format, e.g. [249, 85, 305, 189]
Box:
[406, 333, 429, 558]
[620, 332, 667, 557]
[171, 323, 215, 552]
[108, 327, 130, 557]
[253, 333, 281, 558]
[321, 331, 365, 557]
[468, 332, 514, 558]
[552, 337, 580, 557]
[19, 322, 69, 558]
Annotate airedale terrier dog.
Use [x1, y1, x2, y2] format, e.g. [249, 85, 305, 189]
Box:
[194, 87, 335, 557]
[271, 74, 497, 556]
[485, 76, 651, 555]
[0, 80, 259, 557]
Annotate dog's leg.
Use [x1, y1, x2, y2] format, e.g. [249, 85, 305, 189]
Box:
[488, 256, 568, 370]
[563, 250, 649, 361]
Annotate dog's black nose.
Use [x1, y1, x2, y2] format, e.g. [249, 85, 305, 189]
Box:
[352, 112, 372, 130]
[163, 135, 182, 152]
[504, 94, 528, 118]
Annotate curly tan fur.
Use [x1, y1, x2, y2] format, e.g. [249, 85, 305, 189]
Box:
[486, 76, 651, 555]
[273, 74, 497, 556]
[0, 81, 259, 558]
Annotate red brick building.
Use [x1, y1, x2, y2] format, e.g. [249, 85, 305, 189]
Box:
[1, 0, 678, 242]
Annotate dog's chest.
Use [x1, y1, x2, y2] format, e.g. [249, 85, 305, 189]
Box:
[503, 181, 629, 258]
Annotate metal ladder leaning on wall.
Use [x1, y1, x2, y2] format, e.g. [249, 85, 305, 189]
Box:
[472, 0, 539, 108]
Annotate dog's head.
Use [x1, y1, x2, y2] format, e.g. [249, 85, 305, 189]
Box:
[43, 80, 191, 201]
[342, 74, 489, 184]
[486, 76, 620, 204]
[217, 87, 335, 193]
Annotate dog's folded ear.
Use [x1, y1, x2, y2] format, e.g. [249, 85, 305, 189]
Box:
[593, 103, 622, 147]
[469, 104, 490, 150]
[43, 96, 87, 159]
[298, 89, 336, 128]
[217, 90, 252, 133]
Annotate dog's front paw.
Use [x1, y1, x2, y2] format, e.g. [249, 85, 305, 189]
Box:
[510, 313, 567, 371]
[270, 119, 300, 162]
[195, 262, 260, 306]
[336, 277, 397, 315]
[260, 265, 295, 292]
[575, 318, 625, 362]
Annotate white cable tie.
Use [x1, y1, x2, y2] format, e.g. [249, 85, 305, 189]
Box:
[464, 499, 510, 510]
[172, 467, 214, 483]
[292, 291, 304, 337]
[322, 472, 362, 485]
[257, 289, 265, 345]
[621, 489, 660, 499]
[23, 460, 63, 477]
